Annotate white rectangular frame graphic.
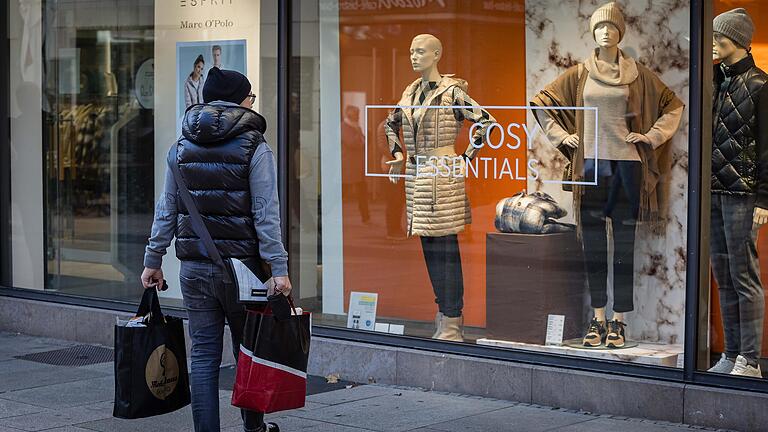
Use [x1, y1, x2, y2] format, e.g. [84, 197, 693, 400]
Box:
[364, 105, 600, 186]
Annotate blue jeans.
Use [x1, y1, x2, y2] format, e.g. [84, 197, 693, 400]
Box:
[180, 260, 264, 432]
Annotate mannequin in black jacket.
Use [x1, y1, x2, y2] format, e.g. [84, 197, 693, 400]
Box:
[709, 7, 767, 379]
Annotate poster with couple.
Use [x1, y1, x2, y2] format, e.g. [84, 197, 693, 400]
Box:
[175, 39, 247, 131]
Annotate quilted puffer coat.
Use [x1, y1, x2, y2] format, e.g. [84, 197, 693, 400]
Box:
[712, 54, 768, 198]
[387, 76, 495, 237]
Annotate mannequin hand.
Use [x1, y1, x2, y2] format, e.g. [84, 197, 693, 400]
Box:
[626, 132, 651, 145]
[562, 134, 579, 149]
[141, 267, 164, 290]
[386, 152, 405, 184]
[754, 207, 768, 226]
[273, 276, 292, 297]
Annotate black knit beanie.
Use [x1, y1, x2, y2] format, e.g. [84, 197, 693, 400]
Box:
[203, 67, 251, 104]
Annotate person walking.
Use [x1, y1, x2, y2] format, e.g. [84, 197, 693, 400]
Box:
[141, 66, 289, 432]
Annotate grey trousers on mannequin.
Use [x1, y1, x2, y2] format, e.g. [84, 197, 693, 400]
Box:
[420, 235, 464, 318]
[710, 194, 765, 363]
[580, 161, 641, 313]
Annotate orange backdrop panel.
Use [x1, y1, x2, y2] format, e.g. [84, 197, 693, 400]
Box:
[711, 1, 768, 356]
[337, 1, 527, 327]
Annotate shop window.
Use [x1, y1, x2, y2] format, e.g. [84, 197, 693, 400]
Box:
[8, 0, 277, 306]
[289, 0, 691, 367]
[702, 2, 768, 379]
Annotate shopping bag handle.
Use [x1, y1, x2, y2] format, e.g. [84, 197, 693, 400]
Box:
[286, 295, 310, 354]
[255, 294, 308, 353]
[286, 294, 299, 316]
[136, 287, 166, 325]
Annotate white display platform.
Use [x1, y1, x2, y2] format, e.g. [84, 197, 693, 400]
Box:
[476, 338, 684, 367]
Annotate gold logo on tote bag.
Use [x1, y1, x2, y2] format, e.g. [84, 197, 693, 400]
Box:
[145, 344, 180, 400]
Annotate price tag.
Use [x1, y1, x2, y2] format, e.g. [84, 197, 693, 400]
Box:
[545, 314, 566, 346]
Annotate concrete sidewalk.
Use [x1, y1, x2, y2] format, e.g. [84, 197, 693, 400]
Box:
[0, 331, 735, 432]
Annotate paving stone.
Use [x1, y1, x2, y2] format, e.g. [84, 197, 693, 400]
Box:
[222, 415, 377, 432]
[0, 366, 109, 394]
[293, 389, 512, 432]
[424, 405, 594, 432]
[0, 376, 113, 409]
[553, 417, 710, 432]
[0, 404, 114, 431]
[306, 384, 399, 406]
[0, 398, 45, 419]
[30, 427, 94, 432]
[75, 405, 194, 432]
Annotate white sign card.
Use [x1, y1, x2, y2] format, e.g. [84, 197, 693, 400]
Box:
[347, 292, 378, 331]
[545, 314, 566, 346]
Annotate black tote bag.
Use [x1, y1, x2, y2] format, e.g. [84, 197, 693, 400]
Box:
[113, 288, 191, 419]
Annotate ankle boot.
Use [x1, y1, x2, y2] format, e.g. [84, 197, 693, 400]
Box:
[435, 315, 464, 342]
[431, 312, 444, 339]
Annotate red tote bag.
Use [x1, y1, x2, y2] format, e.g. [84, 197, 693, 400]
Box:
[231, 305, 311, 413]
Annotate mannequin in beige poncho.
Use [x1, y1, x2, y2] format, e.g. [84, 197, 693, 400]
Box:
[530, 2, 683, 349]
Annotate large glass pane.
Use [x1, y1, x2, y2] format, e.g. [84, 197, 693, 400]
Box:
[291, 0, 691, 367]
[701, 2, 768, 379]
[9, 0, 277, 305]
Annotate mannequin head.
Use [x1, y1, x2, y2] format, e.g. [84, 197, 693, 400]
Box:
[590, 2, 625, 45]
[593, 22, 621, 50]
[410, 34, 442, 76]
[713, 8, 754, 64]
[713, 33, 748, 64]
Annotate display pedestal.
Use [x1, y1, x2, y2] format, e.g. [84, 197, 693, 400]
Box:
[486, 232, 586, 344]
[476, 338, 684, 367]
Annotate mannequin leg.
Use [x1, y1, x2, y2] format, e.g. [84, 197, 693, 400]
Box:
[420, 235, 464, 341]
[581, 173, 610, 310]
[580, 171, 611, 346]
[594, 307, 606, 322]
[720, 195, 764, 365]
[610, 161, 641, 314]
[420, 236, 446, 314]
[710, 195, 741, 360]
[441, 234, 464, 318]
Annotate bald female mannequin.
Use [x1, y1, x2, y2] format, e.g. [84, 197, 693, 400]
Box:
[384, 34, 496, 341]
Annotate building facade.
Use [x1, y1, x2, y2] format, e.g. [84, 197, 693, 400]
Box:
[2, 0, 768, 429]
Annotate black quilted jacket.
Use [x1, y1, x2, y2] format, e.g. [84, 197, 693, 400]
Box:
[712, 54, 768, 208]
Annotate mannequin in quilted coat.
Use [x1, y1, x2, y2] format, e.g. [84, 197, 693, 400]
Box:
[384, 34, 496, 342]
[708, 8, 768, 378]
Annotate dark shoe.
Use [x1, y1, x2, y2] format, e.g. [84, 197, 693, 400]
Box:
[606, 319, 626, 348]
[251, 422, 279, 432]
[582, 318, 607, 347]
